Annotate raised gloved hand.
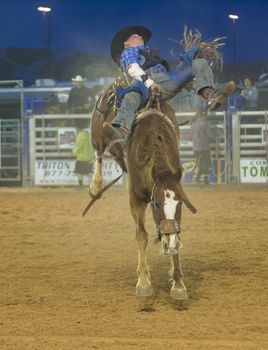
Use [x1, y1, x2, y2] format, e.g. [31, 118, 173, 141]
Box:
[149, 83, 161, 98]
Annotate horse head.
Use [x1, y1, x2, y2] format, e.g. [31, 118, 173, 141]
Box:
[150, 170, 197, 256]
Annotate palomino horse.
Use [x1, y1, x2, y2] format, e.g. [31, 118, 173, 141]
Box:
[88, 82, 197, 300]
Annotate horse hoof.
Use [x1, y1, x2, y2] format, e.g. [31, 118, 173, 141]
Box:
[136, 286, 153, 297]
[170, 288, 188, 300]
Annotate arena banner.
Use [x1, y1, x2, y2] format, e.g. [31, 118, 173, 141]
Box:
[181, 159, 226, 184]
[179, 126, 193, 147]
[35, 159, 123, 186]
[58, 128, 76, 149]
[240, 159, 268, 183]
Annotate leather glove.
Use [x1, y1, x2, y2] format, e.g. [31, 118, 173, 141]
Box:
[149, 83, 161, 98]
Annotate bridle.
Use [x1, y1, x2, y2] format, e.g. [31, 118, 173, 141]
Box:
[150, 181, 181, 241]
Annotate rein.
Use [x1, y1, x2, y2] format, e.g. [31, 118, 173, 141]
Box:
[95, 90, 115, 114]
[95, 76, 126, 114]
[82, 172, 124, 217]
[149, 181, 161, 242]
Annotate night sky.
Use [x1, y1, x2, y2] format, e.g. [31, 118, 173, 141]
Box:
[1, 0, 268, 64]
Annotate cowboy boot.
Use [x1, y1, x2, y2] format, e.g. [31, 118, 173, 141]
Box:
[103, 122, 128, 171]
[200, 81, 236, 111]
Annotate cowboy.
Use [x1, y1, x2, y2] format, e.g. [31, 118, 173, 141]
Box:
[67, 75, 94, 114]
[191, 109, 211, 186]
[104, 25, 235, 147]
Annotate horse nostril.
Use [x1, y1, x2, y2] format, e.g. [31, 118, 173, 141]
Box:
[167, 248, 178, 255]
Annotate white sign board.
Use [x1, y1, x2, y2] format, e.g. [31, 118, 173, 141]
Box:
[58, 128, 76, 149]
[180, 126, 193, 147]
[240, 159, 268, 183]
[35, 159, 123, 186]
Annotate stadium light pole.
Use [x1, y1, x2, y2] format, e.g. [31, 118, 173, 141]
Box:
[37, 4, 53, 77]
[228, 14, 239, 66]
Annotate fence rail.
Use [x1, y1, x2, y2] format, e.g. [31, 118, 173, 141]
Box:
[13, 109, 268, 186]
[232, 111, 268, 183]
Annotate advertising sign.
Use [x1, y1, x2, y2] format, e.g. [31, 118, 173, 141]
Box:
[58, 128, 76, 149]
[240, 159, 268, 183]
[180, 125, 192, 147]
[35, 159, 123, 186]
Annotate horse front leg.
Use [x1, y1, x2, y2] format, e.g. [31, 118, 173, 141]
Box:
[130, 194, 153, 297]
[89, 151, 103, 197]
[169, 254, 188, 300]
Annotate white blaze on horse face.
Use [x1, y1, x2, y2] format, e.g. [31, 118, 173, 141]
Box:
[163, 190, 178, 219]
[169, 233, 177, 249]
[163, 190, 180, 251]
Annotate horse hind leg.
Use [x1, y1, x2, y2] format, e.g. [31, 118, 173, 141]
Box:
[130, 195, 153, 297]
[169, 254, 188, 300]
[89, 151, 103, 197]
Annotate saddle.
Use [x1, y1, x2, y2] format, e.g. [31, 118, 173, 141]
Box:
[92, 77, 179, 172]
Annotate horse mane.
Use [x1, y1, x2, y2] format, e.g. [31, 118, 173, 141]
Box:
[129, 112, 182, 181]
[91, 84, 116, 153]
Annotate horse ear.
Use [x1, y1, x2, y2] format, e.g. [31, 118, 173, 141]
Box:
[178, 184, 198, 214]
[183, 196, 197, 214]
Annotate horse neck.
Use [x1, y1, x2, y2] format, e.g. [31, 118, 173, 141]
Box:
[128, 112, 181, 200]
[141, 130, 181, 197]
[152, 127, 181, 178]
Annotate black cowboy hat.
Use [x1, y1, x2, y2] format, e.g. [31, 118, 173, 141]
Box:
[110, 26, 152, 65]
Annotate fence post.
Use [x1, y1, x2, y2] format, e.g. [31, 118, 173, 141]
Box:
[232, 111, 241, 183]
[226, 95, 238, 183]
[28, 117, 36, 182]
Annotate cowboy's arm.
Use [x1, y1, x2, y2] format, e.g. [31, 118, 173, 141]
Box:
[181, 45, 201, 63]
[127, 63, 154, 88]
[121, 48, 157, 89]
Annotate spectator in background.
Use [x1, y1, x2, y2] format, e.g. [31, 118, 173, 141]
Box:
[67, 75, 94, 114]
[47, 92, 60, 113]
[240, 76, 259, 110]
[72, 119, 94, 191]
[191, 109, 211, 187]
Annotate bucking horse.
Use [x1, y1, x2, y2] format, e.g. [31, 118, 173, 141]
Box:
[84, 78, 197, 300]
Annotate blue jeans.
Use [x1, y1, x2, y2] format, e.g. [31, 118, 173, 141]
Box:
[112, 58, 214, 131]
[112, 91, 142, 131]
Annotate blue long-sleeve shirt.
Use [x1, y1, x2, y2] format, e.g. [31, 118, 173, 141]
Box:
[120, 45, 167, 74]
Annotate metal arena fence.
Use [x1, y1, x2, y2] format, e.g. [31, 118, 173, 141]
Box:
[23, 110, 267, 186]
[0, 86, 267, 186]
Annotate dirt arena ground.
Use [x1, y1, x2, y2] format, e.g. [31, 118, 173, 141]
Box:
[0, 184, 267, 350]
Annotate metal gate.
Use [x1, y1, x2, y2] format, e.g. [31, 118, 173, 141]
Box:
[0, 80, 24, 184]
[0, 119, 21, 182]
[176, 111, 227, 184]
[232, 111, 268, 183]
